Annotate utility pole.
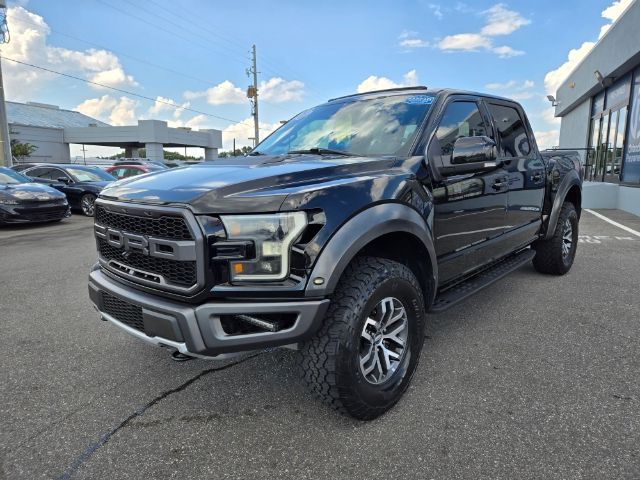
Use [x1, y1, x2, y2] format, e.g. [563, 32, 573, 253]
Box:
[246, 44, 259, 147]
[0, 0, 12, 167]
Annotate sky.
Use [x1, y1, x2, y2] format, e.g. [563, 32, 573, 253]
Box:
[0, 0, 635, 158]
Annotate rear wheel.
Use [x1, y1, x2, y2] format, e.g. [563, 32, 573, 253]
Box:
[80, 193, 96, 216]
[298, 256, 426, 420]
[533, 202, 578, 275]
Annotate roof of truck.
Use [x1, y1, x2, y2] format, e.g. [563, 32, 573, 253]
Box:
[328, 86, 515, 104]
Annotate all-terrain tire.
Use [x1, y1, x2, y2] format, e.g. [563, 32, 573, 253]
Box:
[533, 202, 578, 275]
[298, 256, 426, 420]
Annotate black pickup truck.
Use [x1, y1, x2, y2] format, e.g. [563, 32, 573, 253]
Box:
[88, 87, 582, 419]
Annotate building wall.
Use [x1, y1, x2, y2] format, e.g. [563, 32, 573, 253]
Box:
[555, 1, 640, 118]
[9, 124, 70, 163]
[558, 100, 591, 162]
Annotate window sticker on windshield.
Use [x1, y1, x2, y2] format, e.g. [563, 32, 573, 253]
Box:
[405, 95, 434, 105]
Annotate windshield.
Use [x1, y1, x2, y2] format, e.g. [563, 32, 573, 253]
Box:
[67, 168, 114, 182]
[254, 93, 435, 157]
[0, 168, 29, 184]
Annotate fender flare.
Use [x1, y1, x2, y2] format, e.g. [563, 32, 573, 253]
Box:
[305, 203, 438, 304]
[544, 170, 581, 240]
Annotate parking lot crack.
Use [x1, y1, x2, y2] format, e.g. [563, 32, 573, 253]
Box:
[54, 353, 262, 480]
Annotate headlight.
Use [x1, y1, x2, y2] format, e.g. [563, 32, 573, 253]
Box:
[0, 197, 19, 205]
[220, 212, 307, 281]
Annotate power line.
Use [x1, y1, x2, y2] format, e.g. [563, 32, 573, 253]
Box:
[9, 15, 216, 87]
[116, 0, 326, 103]
[95, 0, 249, 68]
[0, 55, 273, 130]
[8, 14, 296, 119]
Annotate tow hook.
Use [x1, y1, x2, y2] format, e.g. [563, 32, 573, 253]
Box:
[171, 350, 196, 362]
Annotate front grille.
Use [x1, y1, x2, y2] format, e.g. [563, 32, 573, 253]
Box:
[95, 205, 192, 240]
[101, 292, 145, 333]
[99, 239, 197, 287]
[14, 206, 68, 222]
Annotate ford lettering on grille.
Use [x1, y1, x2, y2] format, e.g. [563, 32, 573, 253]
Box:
[94, 215, 200, 293]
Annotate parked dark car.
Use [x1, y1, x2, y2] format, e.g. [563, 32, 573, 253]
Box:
[113, 160, 168, 169]
[89, 87, 582, 419]
[23, 164, 114, 216]
[104, 164, 164, 180]
[10, 163, 38, 172]
[0, 167, 70, 225]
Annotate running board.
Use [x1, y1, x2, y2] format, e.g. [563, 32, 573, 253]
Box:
[430, 249, 536, 313]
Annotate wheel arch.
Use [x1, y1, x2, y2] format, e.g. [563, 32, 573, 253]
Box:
[305, 203, 438, 308]
[544, 171, 582, 240]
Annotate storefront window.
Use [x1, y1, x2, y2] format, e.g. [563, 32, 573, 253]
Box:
[622, 68, 640, 184]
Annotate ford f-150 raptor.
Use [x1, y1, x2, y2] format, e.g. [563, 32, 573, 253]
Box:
[88, 87, 582, 420]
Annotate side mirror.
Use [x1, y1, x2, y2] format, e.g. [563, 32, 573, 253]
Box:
[439, 136, 501, 176]
[452, 136, 497, 164]
[57, 176, 72, 184]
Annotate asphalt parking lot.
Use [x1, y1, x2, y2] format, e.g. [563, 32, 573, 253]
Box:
[1, 210, 639, 479]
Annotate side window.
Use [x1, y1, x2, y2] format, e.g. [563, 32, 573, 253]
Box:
[487, 104, 531, 157]
[25, 167, 47, 178]
[26, 167, 63, 180]
[111, 168, 125, 179]
[434, 102, 487, 163]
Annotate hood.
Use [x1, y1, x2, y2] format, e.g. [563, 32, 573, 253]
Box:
[99, 155, 401, 213]
[78, 180, 112, 189]
[0, 182, 66, 201]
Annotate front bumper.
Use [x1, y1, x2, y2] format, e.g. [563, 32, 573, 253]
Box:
[88, 266, 330, 359]
[0, 203, 70, 224]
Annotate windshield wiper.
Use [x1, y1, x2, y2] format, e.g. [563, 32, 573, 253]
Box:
[287, 147, 352, 156]
[248, 151, 264, 156]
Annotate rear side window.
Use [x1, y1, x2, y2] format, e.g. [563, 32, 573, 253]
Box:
[434, 101, 488, 163]
[487, 104, 531, 157]
[27, 167, 63, 180]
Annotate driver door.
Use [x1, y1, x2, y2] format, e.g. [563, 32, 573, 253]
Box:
[427, 98, 509, 284]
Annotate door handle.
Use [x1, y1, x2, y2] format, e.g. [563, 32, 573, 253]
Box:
[492, 180, 507, 190]
[531, 173, 543, 182]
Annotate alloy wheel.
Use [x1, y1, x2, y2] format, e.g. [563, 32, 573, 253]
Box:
[359, 297, 409, 385]
[81, 195, 96, 216]
[561, 218, 573, 258]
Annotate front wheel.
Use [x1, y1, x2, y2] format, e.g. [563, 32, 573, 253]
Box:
[533, 202, 579, 275]
[80, 193, 96, 217]
[298, 256, 426, 420]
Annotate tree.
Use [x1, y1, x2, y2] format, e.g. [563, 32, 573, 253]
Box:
[10, 139, 38, 160]
[218, 146, 253, 158]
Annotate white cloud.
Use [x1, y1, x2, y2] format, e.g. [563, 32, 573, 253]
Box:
[259, 77, 305, 103]
[485, 80, 535, 90]
[147, 96, 190, 119]
[602, 0, 633, 22]
[221, 117, 280, 151]
[1, 6, 137, 100]
[480, 4, 530, 36]
[185, 77, 304, 105]
[184, 80, 246, 106]
[439, 33, 491, 51]
[75, 95, 139, 126]
[356, 70, 419, 93]
[534, 130, 560, 150]
[429, 4, 444, 19]
[436, 4, 528, 57]
[544, 0, 633, 95]
[400, 38, 430, 49]
[398, 30, 429, 50]
[544, 41, 596, 95]
[492, 45, 524, 58]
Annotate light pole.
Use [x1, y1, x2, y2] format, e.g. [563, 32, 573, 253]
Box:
[0, 0, 12, 166]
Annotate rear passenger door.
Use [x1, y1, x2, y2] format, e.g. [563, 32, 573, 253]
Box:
[485, 101, 545, 241]
[428, 98, 510, 284]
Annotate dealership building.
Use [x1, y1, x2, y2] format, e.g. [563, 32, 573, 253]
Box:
[554, 0, 640, 215]
[7, 101, 222, 164]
